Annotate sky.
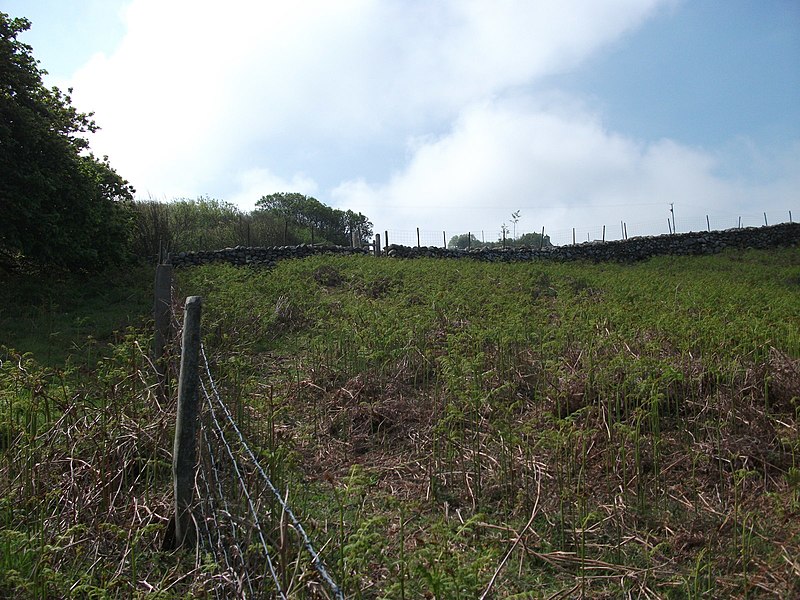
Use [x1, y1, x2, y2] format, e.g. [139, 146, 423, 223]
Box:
[5, 0, 800, 245]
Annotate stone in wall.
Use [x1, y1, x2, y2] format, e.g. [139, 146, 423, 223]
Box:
[169, 243, 369, 268]
[385, 223, 800, 263]
[168, 223, 799, 268]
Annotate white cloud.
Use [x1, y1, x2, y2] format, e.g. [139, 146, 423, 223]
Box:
[67, 0, 669, 199]
[63, 0, 797, 243]
[332, 97, 799, 241]
[228, 168, 319, 212]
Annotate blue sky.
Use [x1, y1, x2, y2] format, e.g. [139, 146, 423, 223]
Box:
[551, 2, 800, 148]
[5, 0, 799, 244]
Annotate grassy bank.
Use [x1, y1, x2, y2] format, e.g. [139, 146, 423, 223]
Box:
[175, 248, 799, 597]
[1, 249, 798, 597]
[0, 266, 152, 367]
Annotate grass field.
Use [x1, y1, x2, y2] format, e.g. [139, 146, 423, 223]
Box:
[1, 248, 799, 597]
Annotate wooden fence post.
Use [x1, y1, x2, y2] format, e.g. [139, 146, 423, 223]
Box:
[602, 225, 606, 242]
[416, 228, 421, 248]
[172, 295, 202, 549]
[153, 264, 173, 377]
[374, 233, 381, 257]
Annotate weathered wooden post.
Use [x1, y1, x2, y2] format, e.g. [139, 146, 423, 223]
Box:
[173, 296, 202, 549]
[539, 227, 545, 250]
[706, 215, 710, 232]
[572, 228, 575, 246]
[602, 225, 606, 242]
[442, 231, 446, 249]
[764, 212, 768, 226]
[416, 228, 421, 248]
[384, 230, 389, 253]
[153, 264, 173, 375]
[374, 233, 381, 257]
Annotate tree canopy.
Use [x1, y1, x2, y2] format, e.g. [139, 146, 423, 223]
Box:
[448, 230, 552, 249]
[1, 12, 134, 270]
[256, 192, 373, 245]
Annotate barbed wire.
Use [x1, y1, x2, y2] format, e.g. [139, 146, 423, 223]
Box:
[200, 343, 344, 600]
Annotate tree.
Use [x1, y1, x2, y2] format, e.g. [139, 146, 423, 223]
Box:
[511, 210, 521, 239]
[0, 12, 134, 270]
[515, 231, 552, 248]
[448, 232, 482, 249]
[255, 192, 373, 245]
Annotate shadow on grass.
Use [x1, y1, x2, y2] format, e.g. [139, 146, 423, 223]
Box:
[0, 264, 153, 367]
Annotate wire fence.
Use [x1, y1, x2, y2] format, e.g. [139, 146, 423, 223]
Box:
[198, 345, 344, 599]
[166, 298, 343, 598]
[383, 210, 795, 249]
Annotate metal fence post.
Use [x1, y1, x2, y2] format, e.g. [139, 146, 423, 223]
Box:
[172, 295, 202, 549]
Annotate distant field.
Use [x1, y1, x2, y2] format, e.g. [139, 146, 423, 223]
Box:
[1, 248, 798, 597]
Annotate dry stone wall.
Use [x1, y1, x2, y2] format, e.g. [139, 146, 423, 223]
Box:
[169, 223, 799, 268]
[387, 223, 800, 262]
[169, 243, 368, 268]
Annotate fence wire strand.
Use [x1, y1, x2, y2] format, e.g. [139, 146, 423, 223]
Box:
[200, 377, 288, 599]
[198, 423, 254, 598]
[199, 343, 344, 600]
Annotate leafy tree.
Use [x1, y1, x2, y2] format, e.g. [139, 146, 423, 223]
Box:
[447, 230, 552, 250]
[256, 192, 373, 245]
[0, 12, 134, 270]
[448, 232, 483, 249]
[343, 209, 373, 244]
[511, 210, 521, 239]
[514, 231, 552, 248]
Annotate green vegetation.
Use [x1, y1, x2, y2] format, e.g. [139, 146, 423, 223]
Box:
[2, 12, 374, 272]
[178, 248, 798, 597]
[1, 12, 135, 271]
[131, 194, 374, 264]
[1, 249, 798, 597]
[0, 267, 152, 366]
[448, 230, 552, 249]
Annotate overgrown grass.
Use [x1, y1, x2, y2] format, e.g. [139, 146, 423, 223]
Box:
[173, 248, 800, 598]
[1, 249, 798, 597]
[0, 265, 152, 367]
